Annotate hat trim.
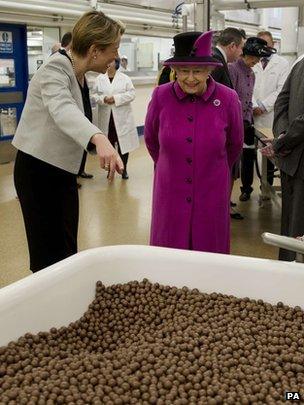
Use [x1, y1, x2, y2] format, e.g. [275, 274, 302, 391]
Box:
[243, 49, 275, 57]
[164, 56, 222, 67]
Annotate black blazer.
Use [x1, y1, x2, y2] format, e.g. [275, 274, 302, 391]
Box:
[273, 59, 304, 179]
[211, 47, 233, 89]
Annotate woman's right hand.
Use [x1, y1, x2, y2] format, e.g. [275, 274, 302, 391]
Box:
[91, 133, 124, 181]
[104, 96, 115, 105]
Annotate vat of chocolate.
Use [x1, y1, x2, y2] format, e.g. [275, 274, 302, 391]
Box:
[1, 245, 304, 345]
[1, 246, 304, 404]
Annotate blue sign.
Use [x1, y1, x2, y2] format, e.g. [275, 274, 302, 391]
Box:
[0, 31, 13, 53]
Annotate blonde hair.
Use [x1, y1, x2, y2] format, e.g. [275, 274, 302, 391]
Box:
[71, 11, 125, 57]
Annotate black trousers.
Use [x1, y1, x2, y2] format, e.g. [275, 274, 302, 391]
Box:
[78, 151, 87, 175]
[108, 113, 129, 172]
[267, 160, 275, 186]
[241, 122, 255, 194]
[14, 151, 79, 272]
[279, 171, 304, 261]
[241, 149, 255, 194]
[108, 139, 129, 172]
[118, 144, 129, 172]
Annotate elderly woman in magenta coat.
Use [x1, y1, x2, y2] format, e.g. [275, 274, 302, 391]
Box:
[144, 31, 244, 254]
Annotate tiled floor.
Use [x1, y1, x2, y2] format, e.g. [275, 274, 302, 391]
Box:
[0, 139, 280, 288]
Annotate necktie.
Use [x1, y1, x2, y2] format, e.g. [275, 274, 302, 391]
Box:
[261, 58, 269, 70]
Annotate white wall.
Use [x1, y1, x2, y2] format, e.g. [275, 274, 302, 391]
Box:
[42, 27, 59, 59]
[281, 7, 299, 65]
[223, 9, 260, 25]
[28, 54, 44, 76]
[121, 34, 174, 72]
[136, 36, 173, 71]
[119, 41, 136, 71]
[221, 8, 283, 39]
[132, 84, 154, 127]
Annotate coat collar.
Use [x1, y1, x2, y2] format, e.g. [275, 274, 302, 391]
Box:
[256, 53, 279, 70]
[104, 71, 124, 83]
[236, 57, 253, 73]
[173, 76, 217, 102]
[216, 46, 227, 62]
[106, 71, 116, 83]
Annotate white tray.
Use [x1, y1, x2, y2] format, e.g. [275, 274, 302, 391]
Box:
[0, 245, 304, 346]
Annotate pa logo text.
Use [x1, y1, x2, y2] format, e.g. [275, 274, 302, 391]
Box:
[285, 392, 301, 401]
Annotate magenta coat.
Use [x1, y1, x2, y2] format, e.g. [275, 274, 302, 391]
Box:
[144, 78, 244, 254]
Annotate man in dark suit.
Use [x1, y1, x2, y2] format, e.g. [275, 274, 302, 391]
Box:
[262, 59, 304, 261]
[212, 28, 246, 88]
[211, 28, 246, 219]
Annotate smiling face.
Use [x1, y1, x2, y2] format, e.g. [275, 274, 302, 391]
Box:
[174, 65, 214, 95]
[91, 37, 121, 73]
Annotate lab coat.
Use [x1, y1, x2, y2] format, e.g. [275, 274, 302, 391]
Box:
[253, 53, 290, 129]
[92, 71, 139, 154]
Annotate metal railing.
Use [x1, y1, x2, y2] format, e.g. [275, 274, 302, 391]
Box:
[262, 232, 304, 263]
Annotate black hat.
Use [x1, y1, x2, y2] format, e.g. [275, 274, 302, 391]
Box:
[164, 31, 222, 67]
[243, 37, 276, 58]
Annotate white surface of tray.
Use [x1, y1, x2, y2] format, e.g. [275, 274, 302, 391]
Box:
[0, 245, 304, 346]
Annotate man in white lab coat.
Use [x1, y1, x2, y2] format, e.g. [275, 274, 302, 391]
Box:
[253, 31, 289, 184]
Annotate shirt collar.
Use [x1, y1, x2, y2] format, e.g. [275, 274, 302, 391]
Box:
[261, 54, 273, 64]
[216, 46, 227, 62]
[173, 76, 216, 102]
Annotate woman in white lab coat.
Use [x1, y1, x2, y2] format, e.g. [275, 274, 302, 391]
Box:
[92, 59, 139, 179]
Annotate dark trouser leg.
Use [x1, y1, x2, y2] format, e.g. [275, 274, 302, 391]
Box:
[117, 143, 129, 172]
[267, 159, 275, 186]
[62, 181, 79, 258]
[14, 151, 79, 272]
[279, 172, 304, 261]
[78, 151, 87, 175]
[240, 148, 255, 194]
[279, 172, 293, 261]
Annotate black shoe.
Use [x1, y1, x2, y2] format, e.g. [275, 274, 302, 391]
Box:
[230, 212, 244, 220]
[79, 171, 93, 179]
[230, 201, 237, 207]
[122, 170, 129, 180]
[239, 192, 251, 202]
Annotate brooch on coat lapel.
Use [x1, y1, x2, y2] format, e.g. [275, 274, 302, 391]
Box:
[213, 99, 221, 107]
